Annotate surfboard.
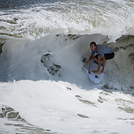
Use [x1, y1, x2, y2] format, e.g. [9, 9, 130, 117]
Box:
[88, 62, 104, 83]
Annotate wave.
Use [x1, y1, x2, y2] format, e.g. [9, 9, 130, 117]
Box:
[1, 1, 134, 133]
[0, 33, 134, 93]
[0, 0, 134, 41]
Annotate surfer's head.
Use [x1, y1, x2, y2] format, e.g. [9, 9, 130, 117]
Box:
[90, 41, 96, 51]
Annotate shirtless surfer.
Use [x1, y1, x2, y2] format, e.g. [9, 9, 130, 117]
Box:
[87, 42, 114, 74]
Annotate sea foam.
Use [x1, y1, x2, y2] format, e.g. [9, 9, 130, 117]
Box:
[0, 0, 134, 41]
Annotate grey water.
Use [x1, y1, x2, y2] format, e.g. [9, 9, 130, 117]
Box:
[0, 0, 57, 9]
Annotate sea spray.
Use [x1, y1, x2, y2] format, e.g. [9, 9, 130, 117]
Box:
[0, 0, 134, 41]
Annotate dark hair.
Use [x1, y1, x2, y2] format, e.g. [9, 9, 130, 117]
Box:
[90, 41, 96, 46]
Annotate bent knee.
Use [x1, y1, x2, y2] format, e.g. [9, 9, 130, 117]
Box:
[98, 55, 101, 59]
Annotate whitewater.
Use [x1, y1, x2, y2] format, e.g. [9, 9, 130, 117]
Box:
[0, 0, 134, 134]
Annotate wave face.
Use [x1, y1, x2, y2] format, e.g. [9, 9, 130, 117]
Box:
[0, 0, 134, 41]
[0, 34, 134, 92]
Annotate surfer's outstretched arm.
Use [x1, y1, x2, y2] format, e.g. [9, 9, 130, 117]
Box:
[87, 55, 94, 64]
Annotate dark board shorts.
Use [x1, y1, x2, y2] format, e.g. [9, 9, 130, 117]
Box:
[95, 52, 115, 60]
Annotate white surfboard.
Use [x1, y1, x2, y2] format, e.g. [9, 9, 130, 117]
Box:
[88, 62, 104, 83]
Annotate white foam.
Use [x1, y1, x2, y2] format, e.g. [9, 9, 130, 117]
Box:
[0, 80, 134, 134]
[0, 0, 134, 41]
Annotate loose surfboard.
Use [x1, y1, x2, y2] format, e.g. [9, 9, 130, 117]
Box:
[88, 62, 104, 83]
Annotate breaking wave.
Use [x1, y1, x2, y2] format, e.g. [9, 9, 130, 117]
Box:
[0, 0, 134, 41]
[0, 1, 134, 133]
[0, 33, 134, 93]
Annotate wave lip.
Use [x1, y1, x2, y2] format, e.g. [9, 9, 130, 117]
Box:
[0, 0, 134, 41]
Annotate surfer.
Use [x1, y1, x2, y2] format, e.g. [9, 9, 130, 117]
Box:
[87, 42, 114, 74]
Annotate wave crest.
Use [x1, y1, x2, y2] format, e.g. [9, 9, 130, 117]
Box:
[0, 0, 134, 41]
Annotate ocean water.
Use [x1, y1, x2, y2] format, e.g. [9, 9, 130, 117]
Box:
[0, 0, 134, 134]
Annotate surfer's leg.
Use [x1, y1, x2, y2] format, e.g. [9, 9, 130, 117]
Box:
[93, 54, 103, 64]
[93, 54, 99, 62]
[92, 55, 101, 74]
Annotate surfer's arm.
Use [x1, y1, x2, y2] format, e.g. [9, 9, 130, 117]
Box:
[87, 55, 94, 64]
[101, 56, 106, 73]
